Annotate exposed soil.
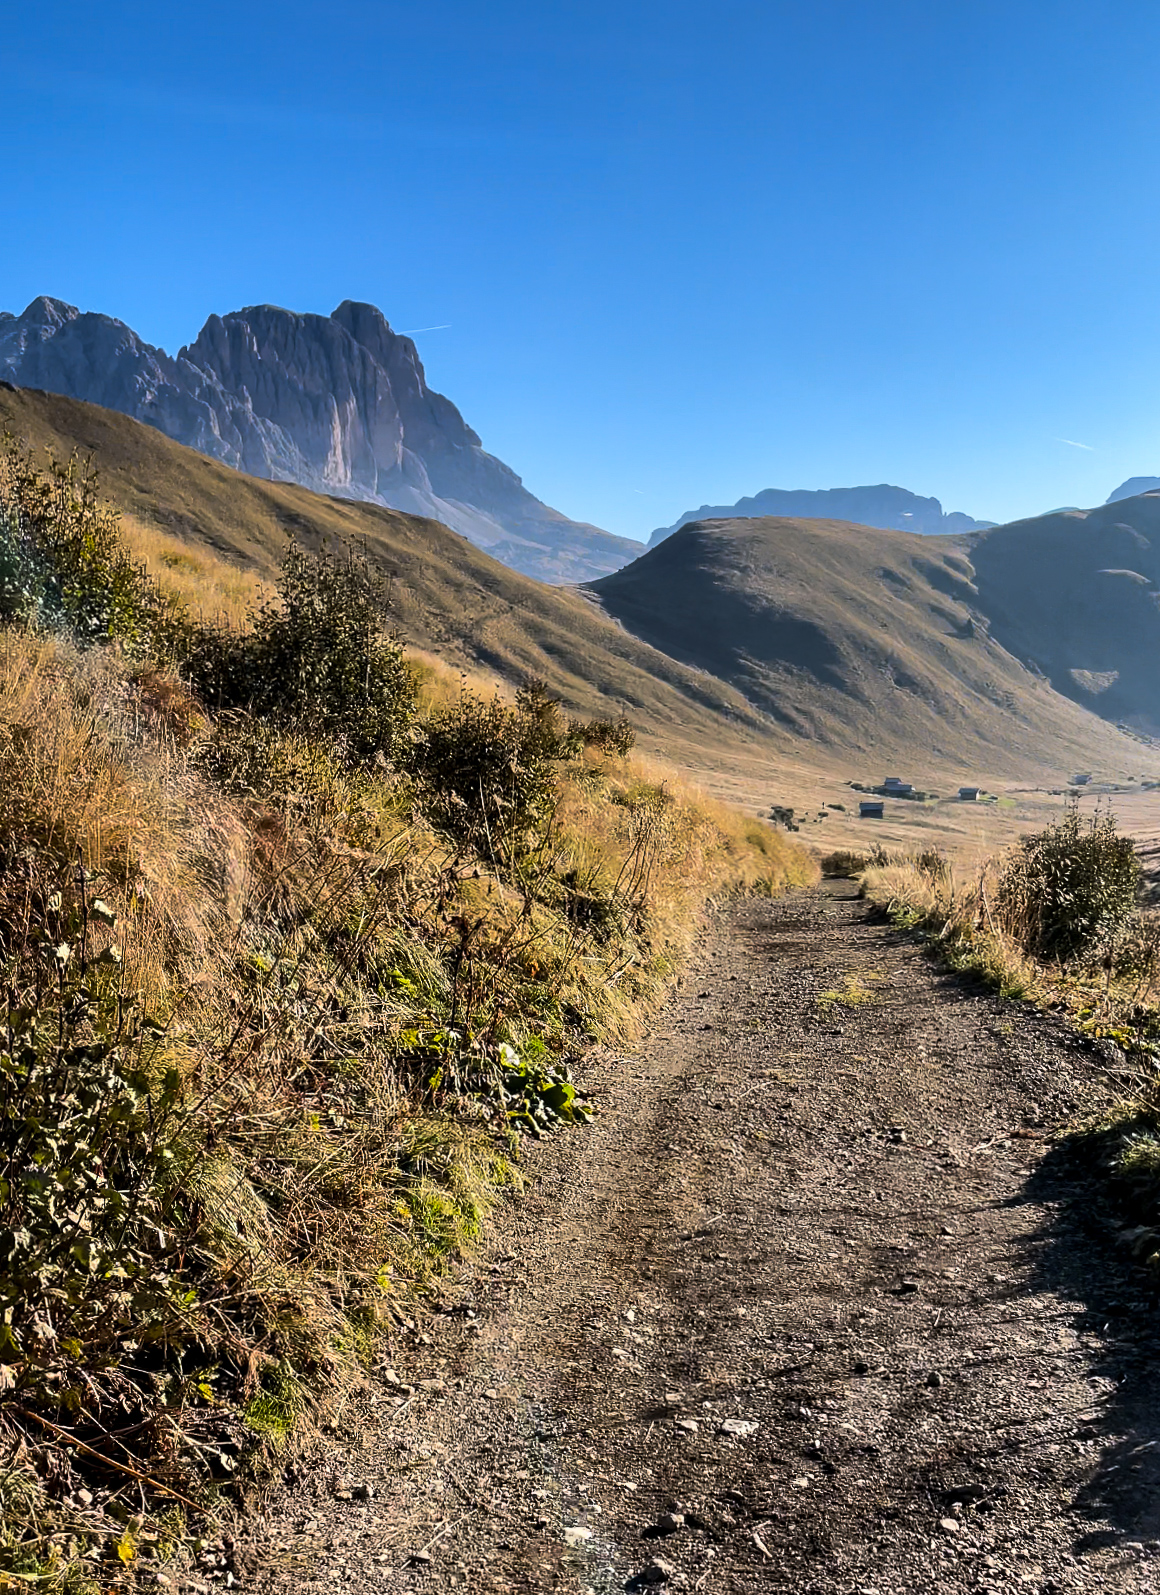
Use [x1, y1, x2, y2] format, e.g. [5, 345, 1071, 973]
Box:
[229, 883, 1160, 1594]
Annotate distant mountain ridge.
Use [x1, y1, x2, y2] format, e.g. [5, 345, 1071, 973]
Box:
[595, 487, 1160, 751]
[0, 296, 641, 584]
[1108, 476, 1160, 503]
[648, 483, 994, 547]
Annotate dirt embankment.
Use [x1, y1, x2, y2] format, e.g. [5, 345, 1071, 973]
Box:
[241, 884, 1160, 1595]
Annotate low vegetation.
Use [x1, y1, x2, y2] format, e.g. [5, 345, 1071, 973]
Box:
[859, 808, 1160, 1270]
[0, 440, 814, 1587]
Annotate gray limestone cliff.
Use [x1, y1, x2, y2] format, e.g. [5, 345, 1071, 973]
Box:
[0, 297, 642, 584]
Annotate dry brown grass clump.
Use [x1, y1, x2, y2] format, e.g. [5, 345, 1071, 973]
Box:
[861, 812, 1160, 1033]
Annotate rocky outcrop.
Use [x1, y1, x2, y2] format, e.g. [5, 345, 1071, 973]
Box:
[0, 297, 642, 584]
[648, 483, 993, 547]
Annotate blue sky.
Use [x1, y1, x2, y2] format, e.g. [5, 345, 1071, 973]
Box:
[5, 0, 1160, 540]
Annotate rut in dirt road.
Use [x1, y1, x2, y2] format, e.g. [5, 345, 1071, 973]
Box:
[258, 882, 1160, 1595]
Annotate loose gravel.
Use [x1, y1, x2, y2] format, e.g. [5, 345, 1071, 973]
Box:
[232, 882, 1160, 1595]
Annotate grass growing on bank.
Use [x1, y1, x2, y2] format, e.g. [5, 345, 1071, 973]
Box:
[0, 441, 815, 1588]
[857, 811, 1160, 1042]
[853, 814, 1160, 1271]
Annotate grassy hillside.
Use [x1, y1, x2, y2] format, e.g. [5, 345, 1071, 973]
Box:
[589, 515, 1160, 778]
[7, 384, 1158, 784]
[968, 495, 1160, 734]
[0, 385, 768, 755]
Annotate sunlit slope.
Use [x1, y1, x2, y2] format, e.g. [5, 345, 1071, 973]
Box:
[0, 384, 767, 748]
[4, 384, 1156, 784]
[588, 516, 1160, 776]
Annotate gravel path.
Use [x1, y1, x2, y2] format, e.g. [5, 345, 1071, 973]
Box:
[237, 882, 1160, 1595]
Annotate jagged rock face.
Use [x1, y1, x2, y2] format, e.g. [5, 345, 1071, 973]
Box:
[648, 483, 994, 547]
[0, 297, 642, 584]
[0, 297, 232, 452]
[181, 304, 411, 498]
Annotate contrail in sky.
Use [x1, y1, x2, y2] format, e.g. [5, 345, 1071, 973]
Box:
[1057, 437, 1094, 450]
[400, 324, 451, 335]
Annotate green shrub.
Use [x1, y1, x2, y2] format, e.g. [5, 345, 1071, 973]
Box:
[0, 883, 193, 1411]
[187, 542, 417, 762]
[0, 440, 183, 653]
[412, 678, 582, 856]
[572, 715, 635, 755]
[996, 806, 1140, 962]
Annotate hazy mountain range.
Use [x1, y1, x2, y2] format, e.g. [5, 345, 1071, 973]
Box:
[4, 295, 1159, 592]
[648, 485, 995, 547]
[1108, 476, 1160, 503]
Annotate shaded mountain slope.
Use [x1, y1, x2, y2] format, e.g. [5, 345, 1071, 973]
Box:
[968, 495, 1160, 734]
[648, 483, 992, 547]
[0, 297, 640, 583]
[590, 515, 1153, 774]
[0, 384, 758, 749]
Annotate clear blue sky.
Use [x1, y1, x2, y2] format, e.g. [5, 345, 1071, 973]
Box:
[6, 1, 1160, 540]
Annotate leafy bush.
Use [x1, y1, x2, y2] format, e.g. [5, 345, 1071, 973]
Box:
[572, 715, 635, 755]
[187, 542, 417, 762]
[0, 440, 183, 653]
[0, 882, 192, 1411]
[995, 806, 1141, 962]
[412, 678, 582, 855]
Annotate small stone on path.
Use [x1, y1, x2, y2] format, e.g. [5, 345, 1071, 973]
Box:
[718, 1417, 759, 1437]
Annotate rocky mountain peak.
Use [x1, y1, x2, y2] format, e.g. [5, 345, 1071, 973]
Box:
[22, 296, 81, 333]
[0, 295, 642, 583]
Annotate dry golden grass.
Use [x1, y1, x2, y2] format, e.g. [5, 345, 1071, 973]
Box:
[861, 852, 1160, 1037]
[0, 613, 814, 1535]
[120, 511, 273, 628]
[0, 412, 813, 1583]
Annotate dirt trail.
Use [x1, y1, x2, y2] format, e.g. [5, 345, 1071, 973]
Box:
[249, 883, 1160, 1595]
